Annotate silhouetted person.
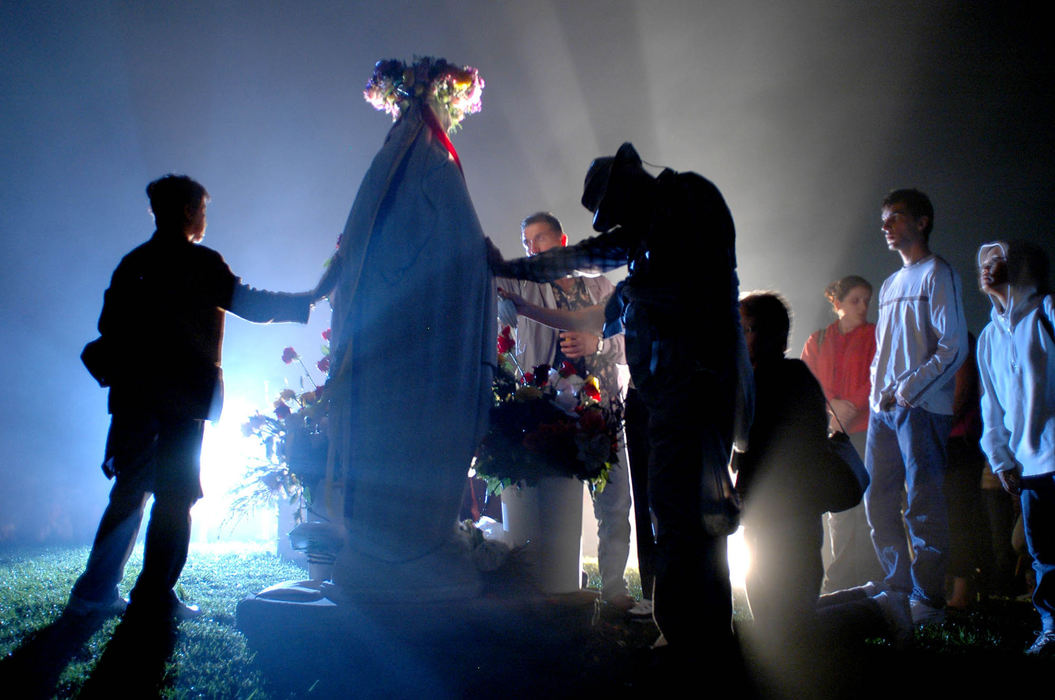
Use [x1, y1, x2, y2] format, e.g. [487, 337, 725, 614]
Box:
[736, 292, 829, 645]
[68, 174, 317, 619]
[490, 142, 752, 659]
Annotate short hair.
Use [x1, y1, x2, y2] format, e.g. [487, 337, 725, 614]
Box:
[1006, 239, 1051, 295]
[520, 211, 563, 234]
[740, 291, 792, 355]
[824, 275, 873, 307]
[882, 188, 934, 239]
[146, 174, 209, 228]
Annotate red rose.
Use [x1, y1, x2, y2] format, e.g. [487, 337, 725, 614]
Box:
[317, 356, 331, 373]
[497, 326, 516, 355]
[281, 347, 298, 364]
[578, 407, 606, 432]
[558, 360, 577, 378]
[315, 382, 325, 399]
[582, 382, 601, 402]
[322, 328, 332, 341]
[523, 372, 534, 385]
[274, 402, 292, 419]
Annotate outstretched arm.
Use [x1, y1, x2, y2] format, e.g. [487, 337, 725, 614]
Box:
[497, 286, 605, 333]
[488, 228, 632, 283]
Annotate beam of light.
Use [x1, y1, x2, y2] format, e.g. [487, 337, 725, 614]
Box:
[193, 394, 280, 550]
[727, 524, 750, 592]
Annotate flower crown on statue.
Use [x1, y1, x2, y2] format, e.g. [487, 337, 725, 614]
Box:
[364, 56, 484, 133]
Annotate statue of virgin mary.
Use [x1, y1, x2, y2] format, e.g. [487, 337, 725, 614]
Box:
[315, 58, 495, 601]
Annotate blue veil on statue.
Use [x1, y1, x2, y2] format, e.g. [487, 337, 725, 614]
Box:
[318, 59, 495, 601]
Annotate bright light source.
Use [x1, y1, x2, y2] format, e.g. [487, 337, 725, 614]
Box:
[727, 525, 751, 591]
[192, 395, 277, 549]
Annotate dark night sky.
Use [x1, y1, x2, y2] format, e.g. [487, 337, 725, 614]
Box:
[1, 1, 1052, 543]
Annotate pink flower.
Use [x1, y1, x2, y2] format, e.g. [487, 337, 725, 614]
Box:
[317, 356, 331, 373]
[322, 328, 332, 342]
[281, 347, 298, 364]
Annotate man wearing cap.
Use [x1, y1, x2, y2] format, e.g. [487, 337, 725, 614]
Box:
[490, 143, 751, 655]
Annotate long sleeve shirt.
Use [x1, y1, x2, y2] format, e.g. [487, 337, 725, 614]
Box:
[801, 321, 875, 434]
[869, 253, 967, 415]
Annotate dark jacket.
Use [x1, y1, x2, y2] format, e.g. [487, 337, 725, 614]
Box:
[99, 232, 312, 420]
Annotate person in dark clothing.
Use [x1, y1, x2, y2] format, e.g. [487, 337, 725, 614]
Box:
[68, 174, 318, 619]
[736, 292, 829, 642]
[490, 142, 753, 656]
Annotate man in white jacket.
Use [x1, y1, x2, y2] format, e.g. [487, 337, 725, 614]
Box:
[865, 189, 967, 626]
[976, 239, 1055, 656]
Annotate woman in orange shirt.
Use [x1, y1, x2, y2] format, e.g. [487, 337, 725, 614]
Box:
[801, 275, 884, 593]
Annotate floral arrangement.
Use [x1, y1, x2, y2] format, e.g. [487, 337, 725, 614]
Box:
[364, 56, 484, 133]
[227, 329, 332, 527]
[472, 326, 622, 496]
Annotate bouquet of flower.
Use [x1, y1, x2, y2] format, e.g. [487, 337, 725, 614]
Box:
[473, 326, 623, 496]
[226, 330, 332, 527]
[364, 56, 484, 133]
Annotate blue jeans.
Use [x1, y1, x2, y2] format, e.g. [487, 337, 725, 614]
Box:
[1022, 474, 1055, 633]
[864, 407, 952, 607]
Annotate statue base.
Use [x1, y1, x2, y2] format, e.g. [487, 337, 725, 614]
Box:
[236, 579, 598, 696]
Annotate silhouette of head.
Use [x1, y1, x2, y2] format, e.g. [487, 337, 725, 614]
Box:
[146, 175, 209, 235]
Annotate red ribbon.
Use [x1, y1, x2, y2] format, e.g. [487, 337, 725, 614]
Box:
[421, 104, 463, 174]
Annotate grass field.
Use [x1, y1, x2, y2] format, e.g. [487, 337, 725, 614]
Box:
[0, 543, 1051, 698]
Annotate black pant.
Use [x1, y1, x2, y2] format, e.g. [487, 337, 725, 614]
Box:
[71, 412, 204, 607]
[640, 366, 734, 647]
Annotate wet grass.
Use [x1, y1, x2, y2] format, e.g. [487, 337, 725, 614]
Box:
[0, 544, 305, 699]
[1, 545, 1051, 698]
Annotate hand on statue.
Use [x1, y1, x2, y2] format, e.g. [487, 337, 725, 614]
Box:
[497, 286, 528, 312]
[559, 331, 599, 358]
[485, 237, 506, 272]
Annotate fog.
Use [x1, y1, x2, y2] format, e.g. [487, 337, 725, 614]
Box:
[2, 1, 1051, 544]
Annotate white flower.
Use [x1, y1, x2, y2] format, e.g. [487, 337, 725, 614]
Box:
[555, 374, 585, 395]
[553, 389, 580, 416]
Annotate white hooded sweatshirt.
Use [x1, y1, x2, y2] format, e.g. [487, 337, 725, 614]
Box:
[976, 241, 1055, 478]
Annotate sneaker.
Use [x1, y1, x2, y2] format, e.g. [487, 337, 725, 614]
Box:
[174, 601, 203, 620]
[871, 591, 913, 648]
[627, 598, 654, 618]
[909, 598, 945, 626]
[66, 593, 129, 618]
[1025, 630, 1055, 657]
[127, 592, 203, 621]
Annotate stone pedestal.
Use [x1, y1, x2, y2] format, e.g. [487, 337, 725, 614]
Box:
[236, 582, 598, 697]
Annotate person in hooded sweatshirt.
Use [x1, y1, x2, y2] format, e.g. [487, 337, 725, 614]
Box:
[976, 239, 1055, 656]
